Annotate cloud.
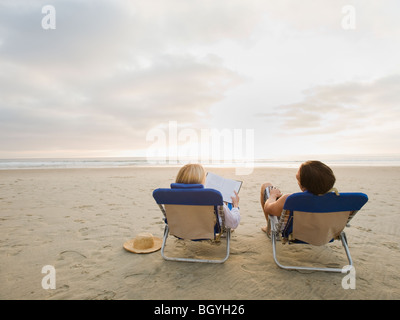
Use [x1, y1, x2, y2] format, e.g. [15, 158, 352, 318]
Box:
[87, 53, 244, 137]
[257, 0, 400, 38]
[0, 53, 243, 155]
[0, 0, 267, 69]
[252, 74, 400, 156]
[255, 74, 400, 153]
[0, 0, 257, 156]
[1, 1, 399, 158]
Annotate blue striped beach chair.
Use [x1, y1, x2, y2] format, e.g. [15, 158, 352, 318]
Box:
[153, 183, 230, 263]
[269, 191, 368, 272]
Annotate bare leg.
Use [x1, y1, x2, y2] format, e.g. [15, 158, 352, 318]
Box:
[260, 183, 273, 234]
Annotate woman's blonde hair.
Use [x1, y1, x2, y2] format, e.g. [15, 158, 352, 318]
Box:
[175, 164, 206, 184]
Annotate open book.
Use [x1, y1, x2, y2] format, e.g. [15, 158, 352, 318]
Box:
[205, 172, 243, 203]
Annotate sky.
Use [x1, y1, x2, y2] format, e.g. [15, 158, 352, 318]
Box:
[0, 0, 399, 160]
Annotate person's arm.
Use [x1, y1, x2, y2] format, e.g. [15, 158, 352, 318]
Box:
[261, 185, 289, 217]
[222, 191, 240, 229]
[231, 190, 239, 209]
[223, 205, 240, 229]
[260, 182, 272, 209]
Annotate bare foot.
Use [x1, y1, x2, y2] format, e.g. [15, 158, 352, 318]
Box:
[261, 221, 271, 238]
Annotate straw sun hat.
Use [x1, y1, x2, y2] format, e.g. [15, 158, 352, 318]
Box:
[123, 232, 162, 254]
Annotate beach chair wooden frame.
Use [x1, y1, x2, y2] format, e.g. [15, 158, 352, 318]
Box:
[269, 191, 368, 273]
[153, 183, 231, 263]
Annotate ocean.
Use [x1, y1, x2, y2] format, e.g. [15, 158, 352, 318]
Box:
[0, 154, 399, 170]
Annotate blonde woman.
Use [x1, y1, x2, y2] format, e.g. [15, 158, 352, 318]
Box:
[175, 164, 241, 229]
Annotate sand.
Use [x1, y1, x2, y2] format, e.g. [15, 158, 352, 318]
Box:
[1, 166, 399, 300]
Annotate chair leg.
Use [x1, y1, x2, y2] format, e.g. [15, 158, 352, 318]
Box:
[271, 230, 353, 273]
[340, 231, 353, 268]
[160, 224, 170, 261]
[161, 225, 230, 264]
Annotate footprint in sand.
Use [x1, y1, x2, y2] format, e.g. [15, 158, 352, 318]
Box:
[382, 242, 399, 250]
[240, 263, 267, 273]
[79, 227, 89, 236]
[58, 250, 87, 260]
[355, 226, 373, 234]
[91, 290, 116, 300]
